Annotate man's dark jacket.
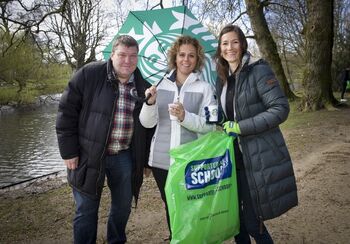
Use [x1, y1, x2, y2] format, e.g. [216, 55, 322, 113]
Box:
[56, 59, 154, 203]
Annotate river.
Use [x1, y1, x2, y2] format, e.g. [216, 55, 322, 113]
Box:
[0, 104, 65, 188]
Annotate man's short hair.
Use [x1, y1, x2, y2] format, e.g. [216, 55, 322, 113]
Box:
[112, 35, 139, 53]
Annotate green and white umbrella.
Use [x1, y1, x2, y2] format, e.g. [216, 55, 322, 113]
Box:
[103, 6, 218, 86]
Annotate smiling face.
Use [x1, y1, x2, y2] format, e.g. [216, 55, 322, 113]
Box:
[175, 44, 198, 79]
[220, 31, 243, 69]
[111, 44, 138, 83]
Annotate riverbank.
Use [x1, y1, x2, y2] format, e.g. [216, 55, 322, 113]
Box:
[1, 105, 350, 243]
[0, 94, 61, 115]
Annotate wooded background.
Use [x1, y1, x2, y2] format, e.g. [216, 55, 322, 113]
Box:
[1, 0, 349, 111]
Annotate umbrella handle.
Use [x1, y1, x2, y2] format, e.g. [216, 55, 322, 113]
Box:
[144, 77, 163, 102]
[145, 93, 152, 102]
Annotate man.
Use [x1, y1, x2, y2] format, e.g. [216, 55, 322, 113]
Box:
[56, 35, 154, 244]
[340, 67, 350, 102]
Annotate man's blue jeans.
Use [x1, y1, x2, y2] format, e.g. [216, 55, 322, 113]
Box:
[72, 150, 133, 244]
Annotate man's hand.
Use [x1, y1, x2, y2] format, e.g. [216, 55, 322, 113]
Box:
[64, 156, 79, 170]
[223, 121, 241, 137]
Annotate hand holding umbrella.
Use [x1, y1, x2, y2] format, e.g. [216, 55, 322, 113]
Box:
[145, 85, 157, 105]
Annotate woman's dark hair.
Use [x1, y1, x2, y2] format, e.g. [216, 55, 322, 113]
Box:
[214, 25, 248, 83]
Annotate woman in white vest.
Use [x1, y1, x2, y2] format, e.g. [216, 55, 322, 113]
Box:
[139, 35, 217, 241]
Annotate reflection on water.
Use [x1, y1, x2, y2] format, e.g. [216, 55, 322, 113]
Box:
[0, 105, 65, 188]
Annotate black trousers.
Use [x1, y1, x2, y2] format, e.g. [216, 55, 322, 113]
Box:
[341, 80, 348, 99]
[151, 167, 172, 239]
[234, 169, 273, 244]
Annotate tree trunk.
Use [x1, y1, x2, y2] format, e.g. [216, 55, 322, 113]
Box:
[244, 0, 297, 100]
[302, 0, 335, 111]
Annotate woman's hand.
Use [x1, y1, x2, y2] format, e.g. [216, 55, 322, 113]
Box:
[145, 85, 157, 105]
[169, 102, 185, 122]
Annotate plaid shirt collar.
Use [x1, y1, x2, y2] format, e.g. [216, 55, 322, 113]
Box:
[112, 69, 135, 85]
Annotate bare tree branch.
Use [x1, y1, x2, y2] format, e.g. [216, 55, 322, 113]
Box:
[0, 0, 68, 32]
[44, 0, 107, 70]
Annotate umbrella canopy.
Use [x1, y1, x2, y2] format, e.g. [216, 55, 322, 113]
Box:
[102, 6, 218, 86]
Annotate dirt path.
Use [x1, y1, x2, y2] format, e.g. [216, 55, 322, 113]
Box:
[128, 107, 350, 244]
[1, 107, 350, 243]
[266, 140, 350, 243]
[127, 107, 350, 243]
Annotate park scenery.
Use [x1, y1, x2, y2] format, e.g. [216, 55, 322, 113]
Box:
[1, 1, 350, 243]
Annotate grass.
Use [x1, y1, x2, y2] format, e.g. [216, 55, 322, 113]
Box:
[0, 78, 68, 105]
[36, 78, 68, 95]
[282, 108, 325, 130]
[282, 94, 348, 130]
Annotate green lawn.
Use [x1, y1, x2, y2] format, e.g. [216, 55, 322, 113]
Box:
[0, 78, 68, 105]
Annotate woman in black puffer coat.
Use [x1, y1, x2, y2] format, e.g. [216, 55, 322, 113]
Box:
[214, 24, 298, 244]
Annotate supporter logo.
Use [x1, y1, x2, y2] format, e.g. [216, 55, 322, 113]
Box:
[185, 149, 232, 190]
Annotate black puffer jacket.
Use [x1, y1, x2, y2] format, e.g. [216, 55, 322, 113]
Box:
[56, 59, 154, 202]
[217, 53, 298, 221]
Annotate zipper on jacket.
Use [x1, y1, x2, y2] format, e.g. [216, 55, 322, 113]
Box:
[95, 83, 119, 196]
[234, 69, 264, 220]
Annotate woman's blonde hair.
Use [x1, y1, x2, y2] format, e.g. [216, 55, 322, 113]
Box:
[167, 35, 205, 71]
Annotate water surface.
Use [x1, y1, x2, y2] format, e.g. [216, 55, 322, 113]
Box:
[0, 105, 65, 188]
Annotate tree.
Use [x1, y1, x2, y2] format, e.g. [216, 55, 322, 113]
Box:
[0, 0, 69, 95]
[244, 0, 296, 100]
[189, 0, 296, 99]
[333, 0, 350, 89]
[267, 0, 307, 91]
[112, 0, 129, 31]
[0, 31, 42, 94]
[184, 0, 246, 36]
[45, 0, 106, 70]
[0, 0, 67, 52]
[302, 0, 335, 110]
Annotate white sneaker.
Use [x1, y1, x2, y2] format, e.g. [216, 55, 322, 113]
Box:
[340, 98, 347, 102]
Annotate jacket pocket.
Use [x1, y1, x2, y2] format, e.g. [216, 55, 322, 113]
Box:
[67, 162, 87, 187]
